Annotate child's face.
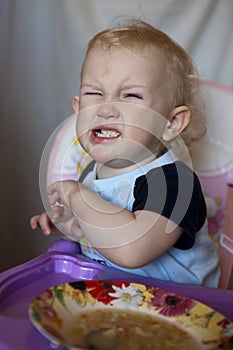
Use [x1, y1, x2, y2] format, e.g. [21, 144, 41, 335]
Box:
[76, 45, 169, 170]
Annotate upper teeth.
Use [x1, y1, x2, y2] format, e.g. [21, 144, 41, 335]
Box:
[95, 129, 120, 138]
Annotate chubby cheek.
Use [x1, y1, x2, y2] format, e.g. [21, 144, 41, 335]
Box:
[125, 124, 156, 145]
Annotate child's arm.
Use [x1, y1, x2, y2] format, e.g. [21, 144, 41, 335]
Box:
[48, 180, 182, 268]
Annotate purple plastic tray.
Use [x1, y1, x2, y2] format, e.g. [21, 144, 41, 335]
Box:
[1, 240, 233, 350]
[0, 241, 104, 350]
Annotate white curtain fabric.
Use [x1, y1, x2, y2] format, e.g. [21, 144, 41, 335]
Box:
[0, 0, 233, 271]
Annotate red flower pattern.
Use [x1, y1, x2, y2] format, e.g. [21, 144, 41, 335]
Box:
[41, 306, 58, 321]
[150, 289, 194, 317]
[38, 289, 53, 300]
[85, 280, 130, 304]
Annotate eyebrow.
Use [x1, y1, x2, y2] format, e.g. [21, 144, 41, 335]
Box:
[120, 81, 152, 95]
[80, 83, 100, 89]
[121, 84, 147, 90]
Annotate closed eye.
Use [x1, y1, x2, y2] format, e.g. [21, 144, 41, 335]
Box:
[124, 93, 142, 99]
[84, 92, 102, 96]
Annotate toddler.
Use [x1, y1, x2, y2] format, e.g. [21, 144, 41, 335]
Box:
[31, 19, 220, 287]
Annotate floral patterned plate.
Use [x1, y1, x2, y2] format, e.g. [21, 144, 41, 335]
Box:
[29, 280, 233, 349]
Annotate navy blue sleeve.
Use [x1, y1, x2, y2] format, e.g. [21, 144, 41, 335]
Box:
[132, 161, 207, 249]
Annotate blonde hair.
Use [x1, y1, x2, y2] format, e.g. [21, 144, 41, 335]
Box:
[81, 19, 206, 147]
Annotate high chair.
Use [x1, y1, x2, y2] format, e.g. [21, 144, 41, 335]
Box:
[190, 81, 233, 289]
[44, 80, 233, 289]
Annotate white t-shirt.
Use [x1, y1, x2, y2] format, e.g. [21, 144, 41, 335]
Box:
[79, 152, 220, 287]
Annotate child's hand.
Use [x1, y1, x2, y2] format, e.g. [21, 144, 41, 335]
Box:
[30, 207, 62, 236]
[30, 205, 84, 240]
[47, 180, 79, 208]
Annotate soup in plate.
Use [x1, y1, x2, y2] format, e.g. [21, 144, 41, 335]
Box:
[64, 308, 201, 350]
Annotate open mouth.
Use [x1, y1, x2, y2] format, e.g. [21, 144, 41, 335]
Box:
[93, 128, 121, 138]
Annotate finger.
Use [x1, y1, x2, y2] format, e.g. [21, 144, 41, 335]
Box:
[38, 212, 54, 236]
[30, 215, 40, 229]
[47, 183, 60, 204]
[48, 192, 60, 206]
[47, 181, 60, 196]
[49, 206, 63, 220]
[30, 214, 52, 235]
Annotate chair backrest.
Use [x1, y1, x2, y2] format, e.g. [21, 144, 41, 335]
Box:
[46, 113, 92, 185]
[219, 184, 233, 288]
[190, 81, 233, 289]
[46, 81, 233, 288]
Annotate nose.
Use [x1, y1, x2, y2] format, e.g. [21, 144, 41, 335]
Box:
[97, 102, 120, 119]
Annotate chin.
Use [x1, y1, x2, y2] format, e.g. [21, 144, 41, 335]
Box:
[105, 158, 135, 169]
[89, 151, 131, 168]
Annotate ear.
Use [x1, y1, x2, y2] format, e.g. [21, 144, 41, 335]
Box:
[162, 106, 190, 141]
[72, 96, 80, 113]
